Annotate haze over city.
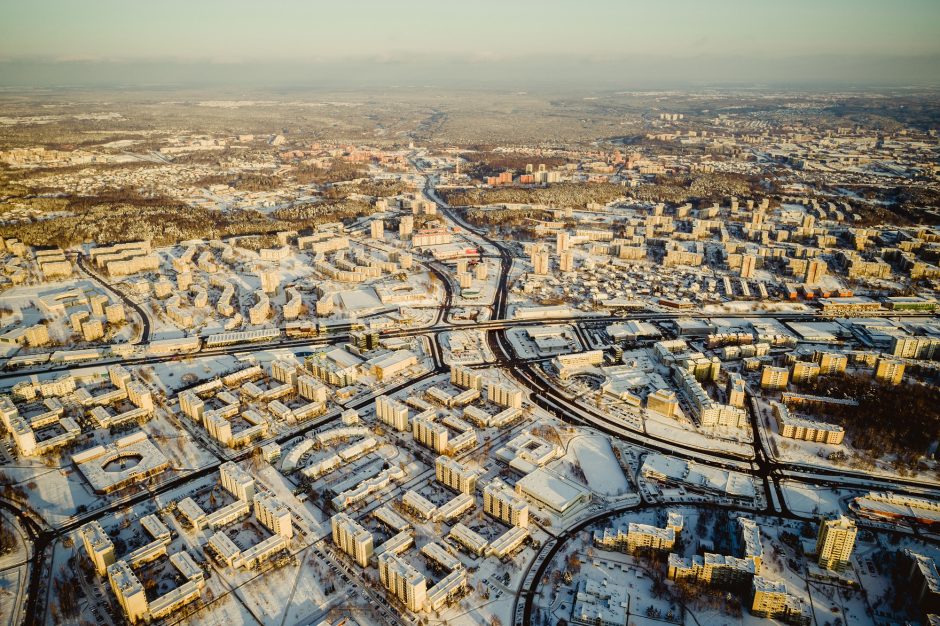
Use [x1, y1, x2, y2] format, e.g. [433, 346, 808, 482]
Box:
[2, 0, 940, 87]
[0, 3, 938, 626]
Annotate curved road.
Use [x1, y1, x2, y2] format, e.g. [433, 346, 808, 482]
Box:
[9, 154, 939, 625]
[75, 252, 152, 343]
[409, 155, 940, 626]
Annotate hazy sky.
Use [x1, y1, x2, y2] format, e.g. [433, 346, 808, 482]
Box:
[1, 0, 939, 87]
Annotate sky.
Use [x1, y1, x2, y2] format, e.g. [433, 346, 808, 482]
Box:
[1, 0, 939, 88]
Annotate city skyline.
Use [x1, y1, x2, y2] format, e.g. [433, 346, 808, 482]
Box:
[0, 4, 939, 626]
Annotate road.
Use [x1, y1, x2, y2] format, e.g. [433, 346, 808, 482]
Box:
[8, 154, 940, 625]
[75, 252, 153, 343]
[407, 159, 940, 626]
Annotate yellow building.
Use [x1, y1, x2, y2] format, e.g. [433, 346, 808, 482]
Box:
[646, 388, 679, 418]
[772, 402, 844, 445]
[874, 357, 905, 385]
[791, 361, 821, 384]
[80, 521, 116, 576]
[815, 351, 848, 375]
[331, 512, 374, 567]
[816, 515, 857, 571]
[760, 365, 789, 390]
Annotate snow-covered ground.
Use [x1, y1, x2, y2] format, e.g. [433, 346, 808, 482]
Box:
[567, 435, 630, 497]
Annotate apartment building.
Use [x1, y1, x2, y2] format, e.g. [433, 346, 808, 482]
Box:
[816, 515, 857, 571]
[379, 552, 427, 612]
[875, 357, 905, 385]
[435, 455, 479, 494]
[760, 365, 790, 390]
[483, 479, 529, 528]
[254, 492, 293, 539]
[331, 512, 374, 567]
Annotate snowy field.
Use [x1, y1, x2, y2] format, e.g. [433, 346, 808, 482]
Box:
[568, 435, 630, 497]
[645, 411, 754, 458]
[780, 480, 859, 517]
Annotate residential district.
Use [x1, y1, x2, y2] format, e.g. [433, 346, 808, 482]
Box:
[0, 91, 938, 626]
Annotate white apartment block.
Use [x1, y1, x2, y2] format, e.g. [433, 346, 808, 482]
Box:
[451, 364, 483, 390]
[376, 395, 410, 431]
[483, 479, 529, 528]
[331, 512, 374, 567]
[254, 492, 293, 539]
[435, 455, 479, 494]
[487, 381, 523, 409]
[412, 411, 449, 453]
[379, 552, 427, 612]
[80, 520, 116, 575]
[297, 375, 328, 403]
[220, 461, 256, 501]
[271, 357, 301, 386]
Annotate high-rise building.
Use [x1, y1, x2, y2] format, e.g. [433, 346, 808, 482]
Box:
[750, 576, 809, 623]
[105, 303, 125, 324]
[254, 492, 293, 539]
[804, 259, 826, 285]
[271, 357, 301, 386]
[376, 395, 410, 431]
[371, 220, 384, 240]
[331, 512, 374, 567]
[399, 216, 414, 240]
[108, 560, 148, 623]
[82, 318, 105, 341]
[126, 381, 153, 411]
[258, 269, 279, 294]
[487, 382, 523, 409]
[559, 250, 574, 272]
[531, 245, 549, 275]
[891, 335, 940, 360]
[220, 461, 256, 502]
[483, 479, 529, 528]
[902, 550, 940, 616]
[350, 330, 380, 352]
[814, 351, 847, 375]
[379, 552, 427, 612]
[815, 515, 857, 571]
[450, 364, 483, 390]
[740, 254, 756, 279]
[109, 364, 132, 390]
[556, 231, 570, 253]
[760, 366, 790, 390]
[80, 521, 116, 576]
[298, 375, 328, 403]
[412, 413, 449, 453]
[875, 357, 905, 385]
[435, 456, 478, 494]
[726, 373, 746, 408]
[791, 361, 821, 384]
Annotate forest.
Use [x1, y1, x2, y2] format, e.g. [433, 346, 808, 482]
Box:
[798, 373, 940, 469]
[0, 187, 377, 247]
[441, 182, 626, 209]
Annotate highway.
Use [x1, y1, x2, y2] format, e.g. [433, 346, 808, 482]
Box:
[409, 161, 940, 626]
[6, 156, 940, 625]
